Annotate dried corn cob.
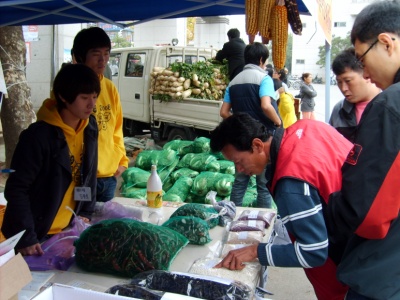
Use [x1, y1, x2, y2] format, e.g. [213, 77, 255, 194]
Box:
[271, 4, 289, 70]
[258, 0, 275, 41]
[246, 0, 259, 43]
[285, 0, 303, 35]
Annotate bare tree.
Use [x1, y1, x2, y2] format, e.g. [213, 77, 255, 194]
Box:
[0, 26, 36, 168]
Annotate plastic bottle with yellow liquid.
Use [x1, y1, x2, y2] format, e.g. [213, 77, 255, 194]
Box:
[147, 164, 163, 209]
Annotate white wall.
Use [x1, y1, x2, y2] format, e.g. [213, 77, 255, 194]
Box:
[194, 17, 229, 50]
[134, 19, 187, 47]
[25, 24, 85, 111]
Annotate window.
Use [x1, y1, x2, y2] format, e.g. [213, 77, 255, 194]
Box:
[109, 53, 120, 76]
[126, 53, 146, 77]
[296, 59, 305, 64]
[166, 55, 207, 66]
[334, 22, 346, 28]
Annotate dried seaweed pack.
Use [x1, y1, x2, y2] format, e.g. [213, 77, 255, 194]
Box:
[74, 219, 188, 277]
[128, 270, 252, 300]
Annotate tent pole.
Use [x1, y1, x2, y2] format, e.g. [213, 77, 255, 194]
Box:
[324, 40, 331, 123]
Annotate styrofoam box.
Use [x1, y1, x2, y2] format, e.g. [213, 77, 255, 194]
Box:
[33, 283, 203, 300]
[32, 284, 135, 300]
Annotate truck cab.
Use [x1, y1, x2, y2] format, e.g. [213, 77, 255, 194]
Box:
[110, 46, 222, 141]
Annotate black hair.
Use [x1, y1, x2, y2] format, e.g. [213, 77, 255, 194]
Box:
[227, 28, 240, 39]
[53, 64, 101, 109]
[266, 68, 274, 77]
[72, 27, 111, 64]
[266, 63, 273, 69]
[273, 78, 282, 91]
[244, 42, 269, 65]
[301, 73, 311, 81]
[278, 69, 287, 81]
[351, 0, 400, 44]
[332, 47, 362, 76]
[210, 112, 272, 152]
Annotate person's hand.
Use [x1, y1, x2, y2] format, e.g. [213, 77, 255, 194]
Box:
[114, 165, 127, 177]
[18, 243, 44, 256]
[214, 244, 258, 270]
[78, 216, 90, 223]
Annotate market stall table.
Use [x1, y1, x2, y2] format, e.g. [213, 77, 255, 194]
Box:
[32, 198, 277, 298]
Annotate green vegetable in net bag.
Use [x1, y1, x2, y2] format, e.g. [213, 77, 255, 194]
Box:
[74, 219, 188, 277]
[170, 203, 219, 228]
[170, 168, 199, 182]
[162, 216, 211, 245]
[135, 149, 178, 170]
[242, 188, 257, 207]
[218, 160, 235, 175]
[121, 167, 150, 188]
[177, 153, 196, 169]
[177, 153, 220, 172]
[163, 140, 194, 156]
[120, 184, 148, 199]
[192, 137, 210, 153]
[163, 177, 193, 202]
[191, 172, 234, 197]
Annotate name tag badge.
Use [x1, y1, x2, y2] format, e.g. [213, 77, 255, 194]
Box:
[74, 186, 91, 201]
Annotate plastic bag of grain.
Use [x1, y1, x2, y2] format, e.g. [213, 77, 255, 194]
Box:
[189, 258, 260, 296]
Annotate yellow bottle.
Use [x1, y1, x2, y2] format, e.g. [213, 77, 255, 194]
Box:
[147, 164, 163, 209]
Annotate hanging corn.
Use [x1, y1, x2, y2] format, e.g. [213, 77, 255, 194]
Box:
[285, 0, 303, 35]
[258, 0, 275, 44]
[271, 1, 289, 70]
[245, 0, 259, 44]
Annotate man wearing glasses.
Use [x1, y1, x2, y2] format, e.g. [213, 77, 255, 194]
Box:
[325, 1, 400, 299]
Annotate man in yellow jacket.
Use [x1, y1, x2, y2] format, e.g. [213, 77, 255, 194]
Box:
[72, 27, 129, 202]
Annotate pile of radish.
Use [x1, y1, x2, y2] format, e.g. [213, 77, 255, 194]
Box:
[149, 61, 228, 102]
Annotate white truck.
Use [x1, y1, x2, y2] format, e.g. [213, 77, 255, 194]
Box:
[110, 46, 224, 141]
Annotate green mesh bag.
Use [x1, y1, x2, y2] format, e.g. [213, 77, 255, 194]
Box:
[120, 184, 147, 199]
[121, 167, 150, 188]
[74, 219, 189, 277]
[191, 172, 234, 197]
[135, 149, 178, 170]
[163, 140, 194, 156]
[170, 168, 199, 182]
[218, 160, 235, 175]
[192, 137, 210, 153]
[163, 177, 193, 202]
[162, 216, 211, 245]
[170, 203, 219, 228]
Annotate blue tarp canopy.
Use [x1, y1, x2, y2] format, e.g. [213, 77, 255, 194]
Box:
[0, 0, 310, 27]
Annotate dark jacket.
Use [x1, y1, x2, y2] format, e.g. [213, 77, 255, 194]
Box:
[328, 98, 357, 142]
[2, 115, 98, 249]
[326, 71, 400, 299]
[215, 37, 246, 81]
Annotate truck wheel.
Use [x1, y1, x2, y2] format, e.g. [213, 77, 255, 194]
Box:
[167, 128, 190, 141]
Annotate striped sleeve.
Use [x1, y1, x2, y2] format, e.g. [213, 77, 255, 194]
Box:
[258, 178, 328, 268]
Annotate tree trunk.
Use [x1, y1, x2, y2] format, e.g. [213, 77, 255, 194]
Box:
[0, 26, 36, 168]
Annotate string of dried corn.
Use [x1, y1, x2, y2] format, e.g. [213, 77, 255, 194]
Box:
[271, 3, 289, 70]
[245, 0, 259, 43]
[258, 0, 275, 42]
[284, 0, 303, 35]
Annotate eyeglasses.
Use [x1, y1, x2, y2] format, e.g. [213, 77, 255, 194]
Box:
[356, 38, 396, 68]
[355, 39, 378, 68]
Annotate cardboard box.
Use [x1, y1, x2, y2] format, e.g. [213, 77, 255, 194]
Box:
[0, 253, 32, 300]
[0, 230, 32, 300]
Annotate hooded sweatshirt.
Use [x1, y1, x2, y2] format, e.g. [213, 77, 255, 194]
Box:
[37, 99, 88, 234]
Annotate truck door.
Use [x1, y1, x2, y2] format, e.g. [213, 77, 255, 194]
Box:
[118, 51, 149, 123]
